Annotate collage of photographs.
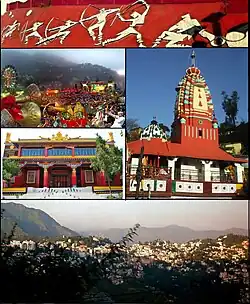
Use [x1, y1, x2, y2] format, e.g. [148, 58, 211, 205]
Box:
[0, 0, 249, 304]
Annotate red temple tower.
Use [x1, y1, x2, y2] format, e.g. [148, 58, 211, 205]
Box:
[127, 51, 247, 198]
[171, 50, 219, 149]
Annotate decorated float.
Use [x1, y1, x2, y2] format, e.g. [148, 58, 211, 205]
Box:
[1, 0, 248, 48]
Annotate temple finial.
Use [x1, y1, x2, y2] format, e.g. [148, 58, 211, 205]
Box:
[191, 50, 196, 67]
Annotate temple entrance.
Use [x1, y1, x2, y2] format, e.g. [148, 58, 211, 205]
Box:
[51, 175, 70, 188]
[49, 167, 72, 188]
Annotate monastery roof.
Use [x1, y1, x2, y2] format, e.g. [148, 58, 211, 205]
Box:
[5, 132, 96, 144]
[5, 132, 115, 145]
[12, 138, 97, 143]
[127, 138, 247, 163]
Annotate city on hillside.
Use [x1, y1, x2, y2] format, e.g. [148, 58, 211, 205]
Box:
[1, 201, 249, 303]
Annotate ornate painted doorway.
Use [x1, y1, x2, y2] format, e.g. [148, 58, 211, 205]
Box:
[49, 167, 71, 188]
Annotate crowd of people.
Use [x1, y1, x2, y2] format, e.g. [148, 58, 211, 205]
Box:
[1, 80, 125, 128]
[39, 83, 125, 128]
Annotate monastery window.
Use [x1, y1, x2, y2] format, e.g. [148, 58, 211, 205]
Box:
[198, 129, 203, 137]
[21, 148, 45, 156]
[85, 170, 94, 183]
[48, 148, 72, 156]
[26, 171, 36, 184]
[75, 148, 96, 156]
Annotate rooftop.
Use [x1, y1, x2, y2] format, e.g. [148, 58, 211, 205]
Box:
[127, 138, 247, 163]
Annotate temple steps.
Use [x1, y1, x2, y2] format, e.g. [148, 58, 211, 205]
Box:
[3, 187, 108, 199]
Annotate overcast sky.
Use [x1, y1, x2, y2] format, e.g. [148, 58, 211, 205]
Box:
[2, 200, 248, 231]
[17, 49, 125, 72]
[1, 128, 125, 158]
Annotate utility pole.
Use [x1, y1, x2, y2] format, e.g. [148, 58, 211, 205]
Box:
[135, 146, 144, 200]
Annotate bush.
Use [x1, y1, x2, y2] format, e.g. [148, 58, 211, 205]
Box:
[0, 221, 141, 303]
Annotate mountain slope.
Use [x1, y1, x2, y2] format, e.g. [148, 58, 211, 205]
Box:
[1, 50, 125, 89]
[1, 203, 79, 238]
[81, 225, 248, 243]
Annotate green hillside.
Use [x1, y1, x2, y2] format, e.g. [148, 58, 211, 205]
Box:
[1, 202, 78, 239]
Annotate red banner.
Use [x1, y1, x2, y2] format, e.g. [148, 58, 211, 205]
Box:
[1, 0, 248, 48]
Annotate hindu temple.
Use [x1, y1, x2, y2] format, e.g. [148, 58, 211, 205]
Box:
[126, 51, 247, 198]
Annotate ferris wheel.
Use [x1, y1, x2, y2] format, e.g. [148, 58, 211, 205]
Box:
[2, 65, 18, 90]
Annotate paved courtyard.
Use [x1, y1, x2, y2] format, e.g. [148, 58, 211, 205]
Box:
[2, 187, 121, 200]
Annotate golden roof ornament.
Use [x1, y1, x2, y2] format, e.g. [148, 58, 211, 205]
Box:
[51, 132, 69, 141]
[108, 132, 114, 142]
[5, 132, 12, 143]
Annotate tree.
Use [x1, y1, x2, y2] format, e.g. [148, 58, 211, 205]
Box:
[221, 91, 239, 129]
[126, 118, 140, 133]
[158, 123, 170, 139]
[127, 128, 142, 142]
[126, 118, 142, 142]
[2, 159, 20, 186]
[219, 121, 232, 137]
[91, 135, 122, 195]
[1, 220, 141, 303]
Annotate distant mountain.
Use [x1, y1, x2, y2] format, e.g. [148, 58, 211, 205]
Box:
[1, 203, 79, 238]
[2, 203, 246, 243]
[81, 225, 248, 243]
[1, 50, 125, 89]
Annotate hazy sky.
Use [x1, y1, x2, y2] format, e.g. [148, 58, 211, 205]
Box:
[2, 200, 248, 231]
[17, 49, 125, 72]
[1, 129, 125, 158]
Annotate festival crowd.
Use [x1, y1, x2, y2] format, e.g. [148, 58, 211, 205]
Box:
[1, 80, 125, 128]
[39, 84, 125, 128]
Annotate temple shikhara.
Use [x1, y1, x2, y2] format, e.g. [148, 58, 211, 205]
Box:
[126, 51, 247, 198]
[3, 131, 122, 197]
